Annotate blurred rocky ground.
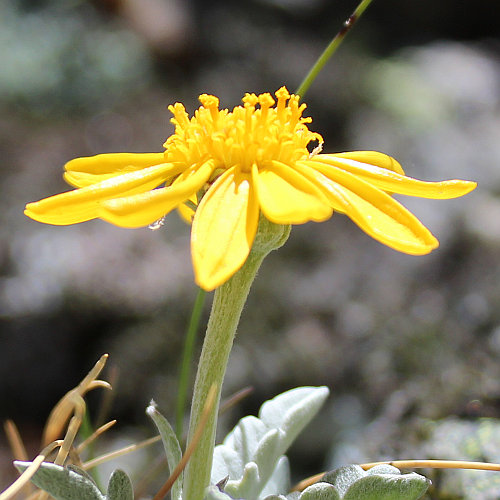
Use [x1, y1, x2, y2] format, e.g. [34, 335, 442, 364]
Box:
[1, 0, 500, 496]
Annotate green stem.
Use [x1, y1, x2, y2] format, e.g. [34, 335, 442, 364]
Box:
[176, 287, 207, 440]
[295, 0, 374, 98]
[182, 218, 290, 500]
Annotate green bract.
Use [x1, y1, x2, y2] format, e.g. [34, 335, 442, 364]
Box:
[147, 401, 184, 500]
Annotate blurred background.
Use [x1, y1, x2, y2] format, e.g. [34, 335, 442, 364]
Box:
[1, 0, 500, 497]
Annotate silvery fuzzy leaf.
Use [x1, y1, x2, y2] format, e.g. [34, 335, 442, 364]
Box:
[260, 456, 290, 498]
[146, 402, 183, 500]
[66, 464, 97, 483]
[222, 416, 269, 471]
[322, 465, 365, 498]
[211, 387, 329, 500]
[365, 465, 401, 475]
[342, 471, 429, 500]
[321, 464, 429, 500]
[265, 493, 300, 500]
[300, 483, 341, 500]
[258, 387, 329, 454]
[205, 484, 236, 500]
[212, 445, 244, 482]
[15, 461, 105, 500]
[106, 469, 134, 500]
[225, 461, 260, 499]
[250, 428, 283, 487]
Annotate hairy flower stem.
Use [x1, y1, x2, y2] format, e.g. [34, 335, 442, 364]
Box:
[183, 218, 291, 500]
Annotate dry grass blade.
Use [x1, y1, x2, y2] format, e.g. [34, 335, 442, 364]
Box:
[4, 420, 32, 499]
[53, 399, 85, 466]
[82, 435, 162, 470]
[361, 459, 500, 472]
[42, 354, 110, 445]
[95, 364, 119, 429]
[4, 421, 28, 463]
[76, 420, 117, 454]
[219, 386, 253, 414]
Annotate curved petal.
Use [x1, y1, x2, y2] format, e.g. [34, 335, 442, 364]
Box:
[24, 163, 180, 225]
[308, 155, 477, 199]
[177, 193, 197, 224]
[99, 161, 214, 228]
[253, 160, 332, 224]
[329, 151, 406, 174]
[64, 153, 166, 187]
[191, 168, 259, 291]
[64, 171, 125, 188]
[295, 162, 438, 255]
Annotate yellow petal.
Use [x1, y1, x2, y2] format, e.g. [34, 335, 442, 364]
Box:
[99, 161, 213, 228]
[63, 153, 166, 187]
[191, 168, 259, 291]
[253, 160, 332, 224]
[310, 155, 477, 199]
[177, 193, 197, 224]
[65, 152, 166, 175]
[24, 163, 179, 225]
[330, 151, 406, 174]
[296, 163, 438, 254]
[64, 171, 123, 188]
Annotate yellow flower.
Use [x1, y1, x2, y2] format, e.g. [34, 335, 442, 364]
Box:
[25, 87, 476, 291]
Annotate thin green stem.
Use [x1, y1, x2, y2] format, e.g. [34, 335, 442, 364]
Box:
[182, 218, 290, 500]
[175, 287, 207, 440]
[295, 0, 374, 98]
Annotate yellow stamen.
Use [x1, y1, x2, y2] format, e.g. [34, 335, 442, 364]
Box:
[164, 88, 320, 176]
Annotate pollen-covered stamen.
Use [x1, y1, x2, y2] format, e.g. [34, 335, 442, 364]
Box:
[243, 93, 258, 140]
[164, 87, 321, 176]
[243, 93, 259, 108]
[258, 93, 275, 121]
[275, 86, 290, 120]
[168, 103, 190, 129]
[199, 94, 220, 124]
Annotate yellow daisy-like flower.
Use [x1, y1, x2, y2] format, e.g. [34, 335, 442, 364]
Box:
[25, 87, 476, 291]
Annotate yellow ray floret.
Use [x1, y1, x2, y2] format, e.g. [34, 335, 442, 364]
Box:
[24, 87, 477, 290]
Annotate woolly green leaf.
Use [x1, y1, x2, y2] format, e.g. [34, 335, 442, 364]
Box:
[322, 465, 365, 497]
[222, 416, 268, 471]
[212, 445, 244, 481]
[260, 456, 290, 498]
[300, 482, 341, 500]
[15, 461, 105, 500]
[259, 386, 330, 454]
[66, 464, 97, 483]
[205, 485, 235, 500]
[343, 472, 429, 500]
[146, 401, 183, 500]
[225, 461, 260, 499]
[212, 386, 329, 500]
[320, 465, 429, 500]
[106, 469, 133, 500]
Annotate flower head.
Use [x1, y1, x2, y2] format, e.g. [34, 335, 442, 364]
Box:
[25, 87, 476, 291]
